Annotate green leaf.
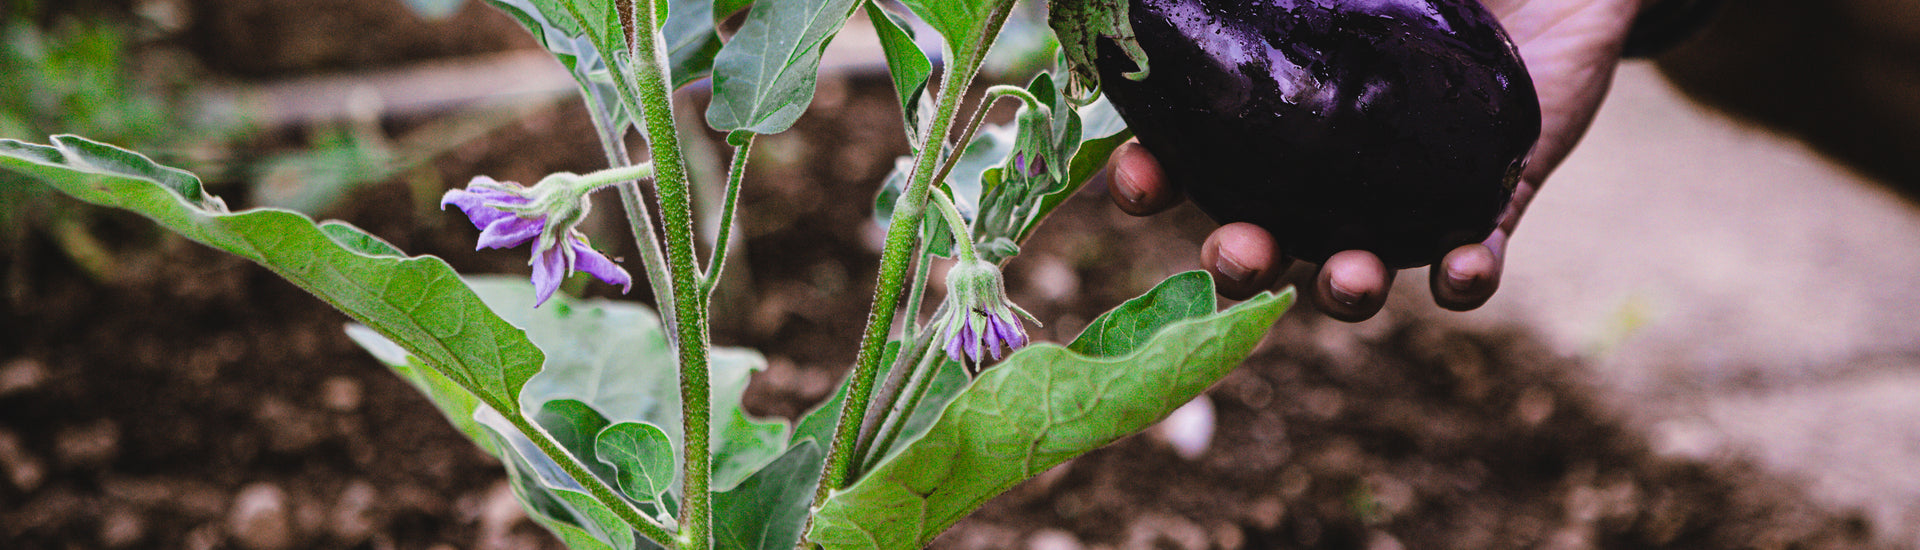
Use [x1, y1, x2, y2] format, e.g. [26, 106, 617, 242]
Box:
[663, 0, 724, 87]
[808, 273, 1294, 548]
[712, 441, 826, 550]
[865, 2, 932, 146]
[1, 135, 541, 419]
[713, 0, 752, 22]
[596, 421, 677, 502]
[476, 406, 640, 550]
[466, 279, 787, 492]
[705, 0, 862, 135]
[1020, 92, 1131, 242]
[1048, 0, 1149, 103]
[896, 0, 1006, 66]
[345, 324, 499, 455]
[402, 0, 468, 19]
[485, 0, 635, 133]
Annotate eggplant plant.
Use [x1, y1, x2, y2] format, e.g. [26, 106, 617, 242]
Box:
[0, 0, 1307, 548]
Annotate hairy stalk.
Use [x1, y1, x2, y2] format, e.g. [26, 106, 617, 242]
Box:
[582, 85, 681, 344]
[702, 139, 752, 300]
[506, 411, 678, 546]
[812, 1, 1016, 520]
[611, 1, 711, 547]
[929, 85, 1041, 191]
[849, 325, 930, 474]
[848, 238, 932, 472]
[861, 341, 946, 473]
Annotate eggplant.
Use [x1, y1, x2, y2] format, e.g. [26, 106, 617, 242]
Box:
[1096, 0, 1540, 269]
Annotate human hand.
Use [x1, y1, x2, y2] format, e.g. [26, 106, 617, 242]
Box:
[1105, 0, 1644, 321]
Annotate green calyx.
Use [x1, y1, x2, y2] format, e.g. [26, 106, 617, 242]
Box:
[1048, 0, 1150, 104]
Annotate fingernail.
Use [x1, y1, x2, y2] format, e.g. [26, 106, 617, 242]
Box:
[1214, 250, 1254, 283]
[1445, 266, 1474, 294]
[1328, 280, 1361, 306]
[1114, 167, 1145, 207]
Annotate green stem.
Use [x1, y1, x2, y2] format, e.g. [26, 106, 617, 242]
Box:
[861, 340, 945, 473]
[814, 73, 970, 506]
[506, 410, 678, 547]
[926, 190, 978, 262]
[848, 323, 930, 473]
[928, 85, 1039, 192]
[581, 88, 679, 340]
[614, 2, 711, 548]
[701, 139, 752, 299]
[813, 1, 1015, 506]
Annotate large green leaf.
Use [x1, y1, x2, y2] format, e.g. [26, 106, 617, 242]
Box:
[465, 279, 789, 492]
[0, 135, 541, 418]
[704, 0, 861, 136]
[663, 0, 724, 88]
[808, 272, 1293, 548]
[712, 441, 826, 550]
[865, 1, 932, 146]
[895, 0, 1010, 70]
[476, 405, 643, 550]
[485, 0, 633, 135]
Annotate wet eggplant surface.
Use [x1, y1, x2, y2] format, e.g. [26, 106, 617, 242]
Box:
[1099, 0, 1540, 268]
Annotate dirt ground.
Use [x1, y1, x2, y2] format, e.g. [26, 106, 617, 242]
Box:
[0, 1, 1892, 549]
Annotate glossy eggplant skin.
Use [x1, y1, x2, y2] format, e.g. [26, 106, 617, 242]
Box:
[1097, 0, 1540, 269]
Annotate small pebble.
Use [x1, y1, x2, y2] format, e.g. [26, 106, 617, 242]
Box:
[0, 358, 48, 396]
[0, 428, 46, 491]
[1026, 529, 1084, 550]
[321, 376, 363, 412]
[332, 480, 379, 543]
[54, 419, 120, 467]
[1153, 395, 1215, 461]
[227, 483, 293, 550]
[99, 507, 146, 547]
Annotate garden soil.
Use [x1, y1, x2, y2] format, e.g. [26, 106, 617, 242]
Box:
[0, 2, 1886, 548]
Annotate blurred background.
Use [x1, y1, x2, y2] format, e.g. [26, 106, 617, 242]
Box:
[1, 0, 1917, 548]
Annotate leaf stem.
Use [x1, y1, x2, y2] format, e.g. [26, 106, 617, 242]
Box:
[701, 139, 752, 299]
[926, 189, 978, 262]
[813, 0, 1016, 508]
[615, 2, 713, 548]
[505, 409, 679, 547]
[925, 85, 1032, 194]
[860, 341, 945, 473]
[581, 87, 681, 344]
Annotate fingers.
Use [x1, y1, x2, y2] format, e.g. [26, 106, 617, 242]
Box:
[1106, 142, 1182, 216]
[1201, 223, 1290, 301]
[1430, 238, 1503, 311]
[1315, 250, 1394, 322]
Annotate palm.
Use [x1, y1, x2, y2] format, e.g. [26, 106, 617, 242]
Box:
[1481, 0, 1639, 215]
[1102, 0, 1644, 320]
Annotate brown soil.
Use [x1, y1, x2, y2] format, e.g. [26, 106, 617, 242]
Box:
[0, 2, 1886, 548]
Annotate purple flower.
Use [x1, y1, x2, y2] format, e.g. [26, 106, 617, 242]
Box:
[442, 176, 631, 306]
[934, 259, 1038, 373]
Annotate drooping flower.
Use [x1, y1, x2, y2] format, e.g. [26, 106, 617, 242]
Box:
[441, 175, 631, 306]
[932, 258, 1039, 373]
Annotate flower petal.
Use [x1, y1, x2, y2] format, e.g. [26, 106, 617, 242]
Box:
[475, 214, 543, 250]
[530, 245, 568, 307]
[441, 185, 529, 231]
[570, 238, 632, 293]
[984, 315, 1004, 360]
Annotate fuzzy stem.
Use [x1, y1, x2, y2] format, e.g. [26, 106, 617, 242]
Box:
[861, 341, 945, 473]
[812, 0, 1015, 512]
[581, 87, 680, 343]
[506, 410, 678, 547]
[846, 241, 931, 471]
[927, 190, 978, 262]
[701, 139, 752, 299]
[611, 1, 712, 547]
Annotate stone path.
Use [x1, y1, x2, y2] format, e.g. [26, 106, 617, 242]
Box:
[1421, 62, 1920, 545]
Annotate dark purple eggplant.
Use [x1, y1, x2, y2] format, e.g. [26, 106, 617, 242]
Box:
[1096, 0, 1540, 269]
